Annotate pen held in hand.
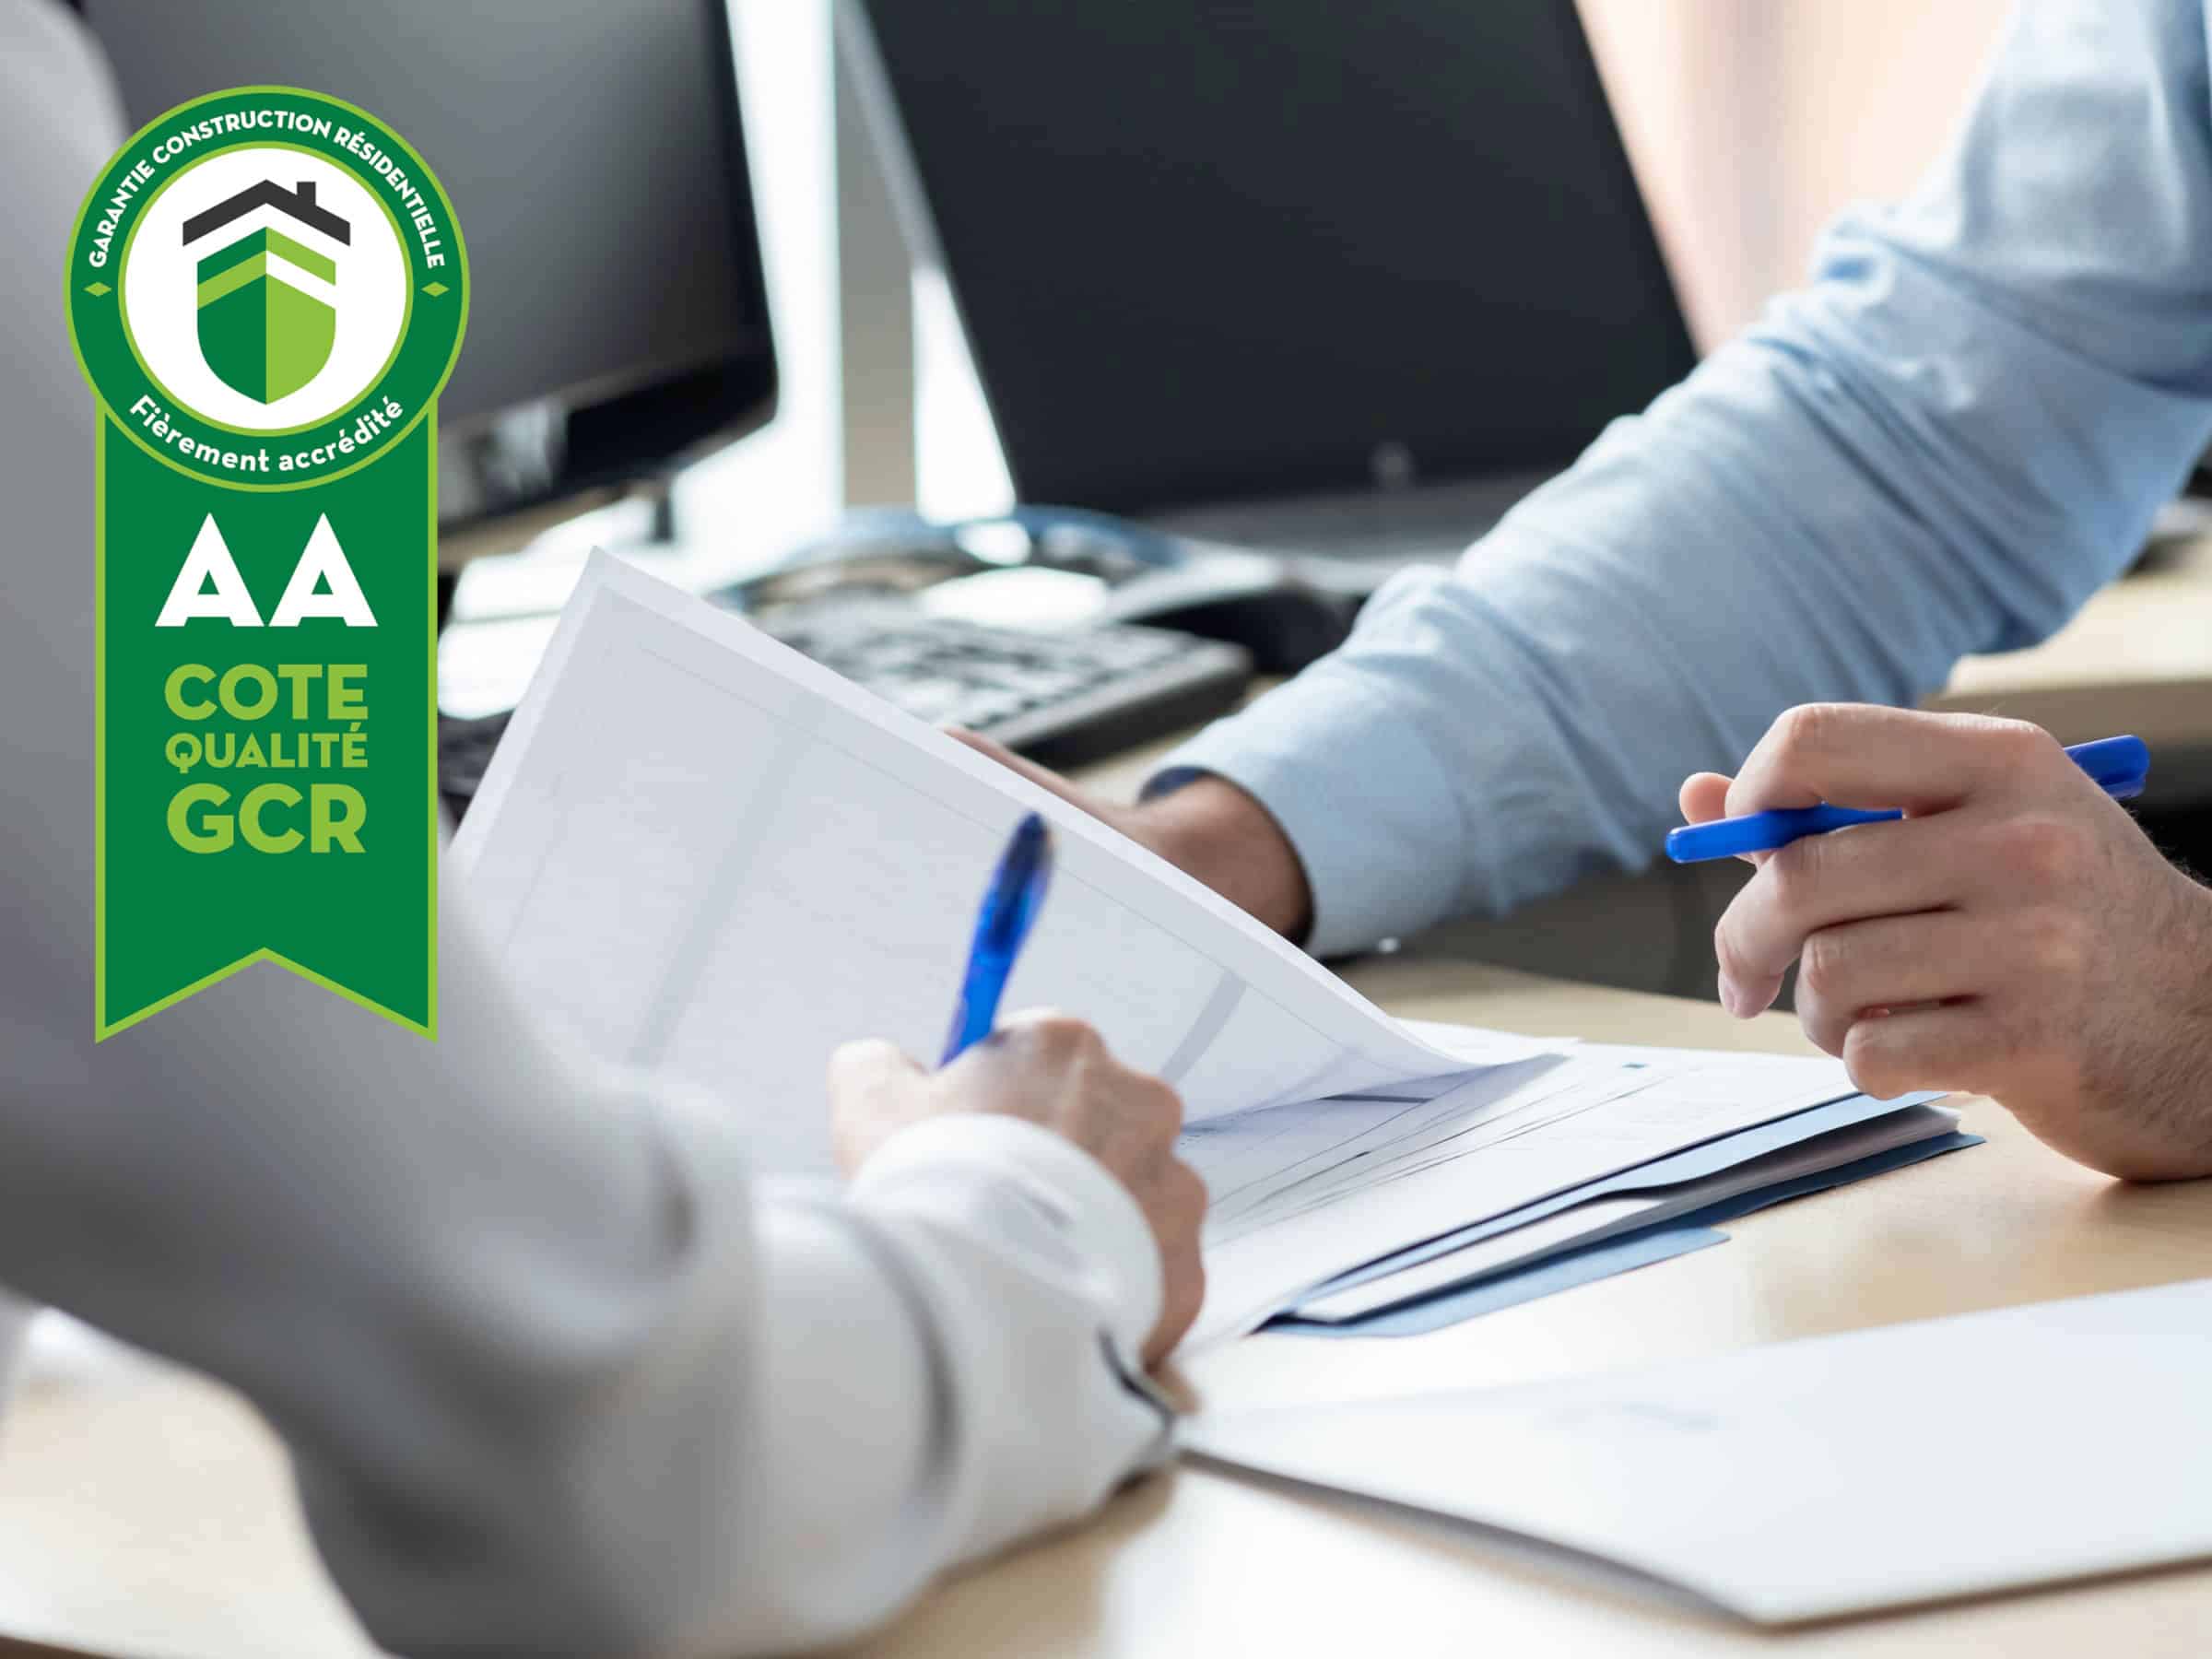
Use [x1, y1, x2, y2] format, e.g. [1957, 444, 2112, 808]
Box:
[942, 811, 1055, 1065]
[1664, 734, 2149, 864]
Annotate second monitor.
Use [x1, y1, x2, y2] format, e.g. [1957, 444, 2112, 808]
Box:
[845, 0, 1696, 540]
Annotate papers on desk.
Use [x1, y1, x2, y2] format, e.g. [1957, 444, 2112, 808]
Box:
[1180, 1044, 1950, 1346]
[453, 554, 1524, 1172]
[1185, 1277, 2212, 1623]
[455, 556, 1958, 1345]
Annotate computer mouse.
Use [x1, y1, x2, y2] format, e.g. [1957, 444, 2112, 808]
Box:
[1102, 571, 1355, 674]
[959, 509, 1362, 672]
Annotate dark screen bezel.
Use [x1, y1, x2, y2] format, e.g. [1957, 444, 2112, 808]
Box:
[80, 0, 781, 532]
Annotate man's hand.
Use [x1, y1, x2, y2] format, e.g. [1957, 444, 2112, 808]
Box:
[1683, 704, 2212, 1181]
[947, 732, 1314, 940]
[829, 1011, 1208, 1365]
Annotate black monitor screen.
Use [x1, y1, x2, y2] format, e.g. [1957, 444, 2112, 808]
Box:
[855, 0, 1696, 513]
[87, 0, 776, 523]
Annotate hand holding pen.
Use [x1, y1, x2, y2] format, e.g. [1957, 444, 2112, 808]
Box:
[1669, 705, 2212, 1182]
[942, 810, 1056, 1063]
[825, 809, 1211, 1362]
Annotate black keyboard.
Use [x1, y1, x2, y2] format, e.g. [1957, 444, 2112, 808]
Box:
[439, 603, 1252, 818]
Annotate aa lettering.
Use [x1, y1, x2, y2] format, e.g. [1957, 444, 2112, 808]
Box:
[156, 512, 375, 629]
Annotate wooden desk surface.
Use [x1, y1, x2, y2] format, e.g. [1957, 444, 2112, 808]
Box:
[1924, 535, 2212, 763]
[2, 960, 2207, 1659]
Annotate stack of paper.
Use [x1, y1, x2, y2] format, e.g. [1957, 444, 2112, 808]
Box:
[1280, 1088, 1964, 1328]
[454, 556, 1964, 1349]
[1179, 1044, 1965, 1346]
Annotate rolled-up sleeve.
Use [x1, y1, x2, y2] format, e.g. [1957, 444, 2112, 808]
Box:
[1165, 0, 2212, 957]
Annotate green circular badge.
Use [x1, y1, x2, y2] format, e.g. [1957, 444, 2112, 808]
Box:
[66, 86, 468, 492]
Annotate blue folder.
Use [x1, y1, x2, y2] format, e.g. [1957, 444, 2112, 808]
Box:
[1265, 1102, 1982, 1339]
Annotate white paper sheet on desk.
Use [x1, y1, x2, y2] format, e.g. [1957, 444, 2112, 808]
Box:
[451, 553, 1536, 1171]
[1184, 1277, 2212, 1623]
[1182, 1042, 1859, 1347]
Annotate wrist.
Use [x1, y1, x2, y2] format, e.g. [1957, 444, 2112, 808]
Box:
[849, 1112, 1164, 1363]
[2159, 877, 2212, 1177]
[2069, 871, 2212, 1182]
[1136, 773, 1313, 940]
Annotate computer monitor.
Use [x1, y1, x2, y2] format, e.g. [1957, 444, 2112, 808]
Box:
[844, 0, 1695, 517]
[85, 0, 778, 535]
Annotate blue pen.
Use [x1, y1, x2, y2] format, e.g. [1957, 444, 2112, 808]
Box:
[942, 811, 1055, 1064]
[1665, 734, 2150, 864]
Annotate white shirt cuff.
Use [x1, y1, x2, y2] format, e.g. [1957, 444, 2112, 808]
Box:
[849, 1113, 1164, 1370]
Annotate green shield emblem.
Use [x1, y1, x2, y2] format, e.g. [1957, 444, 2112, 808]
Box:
[185, 180, 348, 404]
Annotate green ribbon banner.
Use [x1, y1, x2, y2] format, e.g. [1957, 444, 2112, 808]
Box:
[67, 87, 467, 1039]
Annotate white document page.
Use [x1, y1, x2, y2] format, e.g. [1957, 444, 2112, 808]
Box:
[1185, 1277, 2212, 1623]
[451, 554, 1530, 1171]
[1183, 1043, 1859, 1346]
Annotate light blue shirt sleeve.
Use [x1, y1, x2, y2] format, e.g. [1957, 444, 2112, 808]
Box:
[1161, 0, 2212, 958]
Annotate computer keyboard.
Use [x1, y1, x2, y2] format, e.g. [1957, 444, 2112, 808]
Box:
[438, 603, 1253, 818]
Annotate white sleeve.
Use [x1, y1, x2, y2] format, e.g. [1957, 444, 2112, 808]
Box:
[253, 952, 1173, 1658]
[0, 6, 1167, 1653]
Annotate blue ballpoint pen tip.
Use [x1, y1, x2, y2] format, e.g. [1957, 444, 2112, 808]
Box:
[983, 813, 1053, 954]
[943, 813, 1057, 1065]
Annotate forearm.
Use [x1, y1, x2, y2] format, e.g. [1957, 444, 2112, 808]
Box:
[311, 1088, 1171, 1657]
[1159, 0, 2212, 955]
[4, 915, 1168, 1657]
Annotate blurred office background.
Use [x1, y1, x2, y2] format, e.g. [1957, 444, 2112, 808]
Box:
[79, 0, 2202, 1002]
[720, 0, 2012, 530]
[411, 0, 2027, 594]
[503, 0, 2208, 995]
[1580, 0, 2009, 343]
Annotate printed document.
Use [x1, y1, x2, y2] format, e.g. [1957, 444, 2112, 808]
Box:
[455, 556, 1879, 1345]
[452, 555, 1535, 1171]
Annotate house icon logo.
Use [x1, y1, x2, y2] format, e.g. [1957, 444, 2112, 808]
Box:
[100, 143, 415, 436]
[183, 179, 351, 405]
